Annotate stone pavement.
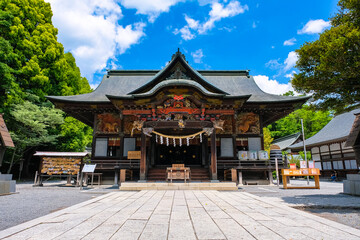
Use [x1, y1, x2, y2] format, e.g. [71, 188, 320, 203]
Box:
[1, 190, 360, 240]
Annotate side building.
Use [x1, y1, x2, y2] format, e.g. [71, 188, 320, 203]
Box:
[47, 51, 309, 182]
[290, 109, 360, 178]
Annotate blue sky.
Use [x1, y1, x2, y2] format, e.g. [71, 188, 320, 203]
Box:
[47, 0, 339, 95]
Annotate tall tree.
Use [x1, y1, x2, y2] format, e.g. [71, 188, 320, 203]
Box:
[0, 0, 93, 174]
[8, 98, 64, 173]
[268, 105, 332, 140]
[292, 0, 360, 113]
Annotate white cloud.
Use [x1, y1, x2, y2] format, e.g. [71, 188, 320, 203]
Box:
[254, 75, 294, 95]
[47, 0, 146, 81]
[298, 19, 330, 34]
[285, 70, 296, 79]
[116, 22, 146, 54]
[174, 1, 248, 40]
[120, 0, 183, 22]
[173, 26, 195, 40]
[265, 59, 281, 70]
[191, 49, 204, 63]
[283, 37, 296, 46]
[284, 51, 298, 71]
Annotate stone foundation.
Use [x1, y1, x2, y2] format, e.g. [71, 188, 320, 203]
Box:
[343, 174, 360, 196]
[0, 174, 16, 194]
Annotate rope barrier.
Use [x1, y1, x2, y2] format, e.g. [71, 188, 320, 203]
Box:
[152, 130, 205, 139]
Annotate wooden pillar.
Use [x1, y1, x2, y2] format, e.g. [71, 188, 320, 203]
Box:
[201, 136, 206, 166]
[140, 132, 147, 180]
[211, 131, 217, 180]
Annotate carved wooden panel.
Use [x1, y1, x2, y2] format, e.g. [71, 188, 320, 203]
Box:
[236, 112, 260, 134]
[96, 113, 121, 134]
[216, 115, 233, 134]
[124, 115, 140, 135]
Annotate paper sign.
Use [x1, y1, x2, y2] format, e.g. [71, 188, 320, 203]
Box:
[248, 150, 258, 160]
[300, 161, 307, 169]
[258, 151, 269, 160]
[82, 164, 96, 173]
[308, 161, 314, 168]
[290, 163, 296, 169]
[238, 151, 248, 160]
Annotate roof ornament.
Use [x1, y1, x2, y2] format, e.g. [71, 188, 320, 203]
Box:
[171, 48, 187, 61]
[166, 66, 191, 80]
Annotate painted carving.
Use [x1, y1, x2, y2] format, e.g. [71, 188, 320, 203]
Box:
[212, 120, 225, 131]
[131, 120, 145, 136]
[142, 128, 153, 137]
[203, 128, 214, 136]
[157, 95, 200, 115]
[178, 119, 185, 128]
[96, 113, 120, 133]
[236, 113, 260, 134]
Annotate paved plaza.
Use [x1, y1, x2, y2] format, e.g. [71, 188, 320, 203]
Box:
[1, 190, 360, 240]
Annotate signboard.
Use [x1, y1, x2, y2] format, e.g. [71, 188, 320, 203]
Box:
[290, 163, 297, 169]
[300, 161, 307, 169]
[282, 168, 320, 176]
[41, 157, 81, 175]
[128, 151, 141, 159]
[82, 164, 96, 173]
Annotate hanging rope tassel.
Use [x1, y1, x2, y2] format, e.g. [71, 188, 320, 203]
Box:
[160, 136, 163, 144]
[166, 137, 169, 146]
[179, 138, 182, 147]
[200, 133, 202, 143]
[173, 138, 176, 147]
[187, 137, 189, 146]
[156, 135, 158, 143]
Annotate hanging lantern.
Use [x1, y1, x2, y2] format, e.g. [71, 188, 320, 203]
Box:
[200, 133, 202, 143]
[166, 137, 169, 146]
[160, 136, 163, 144]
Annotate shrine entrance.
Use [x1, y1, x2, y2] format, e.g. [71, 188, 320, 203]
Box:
[155, 144, 202, 166]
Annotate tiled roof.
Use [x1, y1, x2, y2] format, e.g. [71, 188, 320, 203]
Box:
[290, 108, 360, 149]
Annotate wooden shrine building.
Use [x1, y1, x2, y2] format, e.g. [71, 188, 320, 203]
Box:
[47, 50, 309, 182]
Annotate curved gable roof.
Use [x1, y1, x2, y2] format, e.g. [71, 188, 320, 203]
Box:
[290, 108, 360, 149]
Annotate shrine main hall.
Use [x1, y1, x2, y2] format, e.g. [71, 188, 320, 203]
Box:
[48, 50, 308, 184]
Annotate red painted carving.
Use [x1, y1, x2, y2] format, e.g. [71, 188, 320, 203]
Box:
[173, 95, 184, 100]
[156, 108, 201, 115]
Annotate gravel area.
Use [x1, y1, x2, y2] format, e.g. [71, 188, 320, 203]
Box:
[239, 179, 360, 229]
[0, 181, 107, 231]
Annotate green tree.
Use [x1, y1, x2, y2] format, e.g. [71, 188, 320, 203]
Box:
[0, 0, 93, 174]
[268, 105, 332, 140]
[292, 0, 360, 113]
[263, 127, 274, 153]
[7, 99, 63, 173]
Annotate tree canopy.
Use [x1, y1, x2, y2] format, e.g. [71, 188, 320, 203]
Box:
[292, 0, 360, 113]
[0, 0, 93, 174]
[267, 105, 333, 140]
